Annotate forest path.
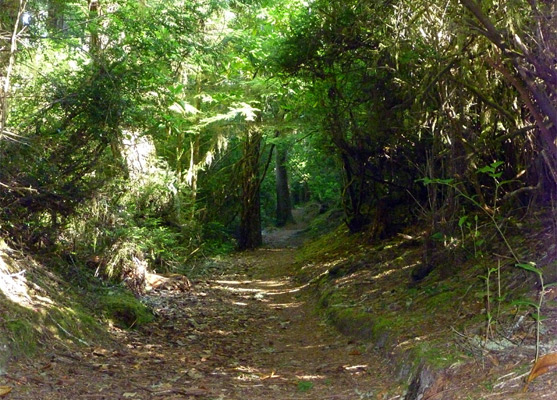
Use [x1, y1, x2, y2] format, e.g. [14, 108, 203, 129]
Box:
[5, 211, 399, 400]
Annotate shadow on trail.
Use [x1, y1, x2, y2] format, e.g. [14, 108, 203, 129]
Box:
[5, 208, 397, 400]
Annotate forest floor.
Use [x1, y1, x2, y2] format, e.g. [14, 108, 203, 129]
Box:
[3, 207, 557, 399]
[1, 209, 398, 400]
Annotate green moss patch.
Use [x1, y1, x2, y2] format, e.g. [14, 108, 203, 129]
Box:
[5, 319, 38, 356]
[326, 307, 376, 340]
[100, 289, 153, 329]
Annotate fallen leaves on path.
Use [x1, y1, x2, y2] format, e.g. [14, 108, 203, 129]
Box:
[4, 248, 395, 399]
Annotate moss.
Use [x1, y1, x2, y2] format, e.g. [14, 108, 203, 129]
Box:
[317, 289, 345, 309]
[296, 225, 361, 265]
[100, 289, 153, 329]
[5, 319, 38, 356]
[424, 290, 457, 311]
[47, 306, 103, 344]
[326, 307, 375, 339]
[410, 341, 461, 369]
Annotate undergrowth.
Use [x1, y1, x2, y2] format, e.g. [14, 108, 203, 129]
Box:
[297, 205, 556, 383]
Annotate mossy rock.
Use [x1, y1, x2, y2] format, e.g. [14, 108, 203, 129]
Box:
[101, 290, 153, 329]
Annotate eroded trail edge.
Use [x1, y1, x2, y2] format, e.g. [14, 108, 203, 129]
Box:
[7, 247, 395, 399]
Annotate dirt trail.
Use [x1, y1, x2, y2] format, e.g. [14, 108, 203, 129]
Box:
[3, 213, 400, 399]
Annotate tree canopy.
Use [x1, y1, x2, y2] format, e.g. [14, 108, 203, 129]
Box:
[1, 0, 556, 266]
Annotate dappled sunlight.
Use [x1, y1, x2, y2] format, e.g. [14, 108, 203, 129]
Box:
[214, 279, 256, 285]
[370, 268, 397, 280]
[253, 280, 290, 288]
[344, 364, 369, 372]
[366, 262, 415, 280]
[212, 284, 262, 293]
[268, 301, 304, 309]
[288, 342, 331, 351]
[0, 247, 34, 309]
[396, 334, 435, 351]
[212, 279, 309, 297]
[214, 279, 289, 288]
[295, 373, 326, 380]
[233, 365, 283, 382]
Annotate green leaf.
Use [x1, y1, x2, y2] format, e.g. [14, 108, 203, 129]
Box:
[515, 262, 542, 276]
[532, 314, 547, 322]
[491, 161, 504, 169]
[478, 165, 494, 174]
[431, 232, 444, 241]
[458, 216, 468, 227]
[511, 299, 538, 308]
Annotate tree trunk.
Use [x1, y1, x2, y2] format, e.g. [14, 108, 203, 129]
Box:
[238, 124, 263, 250]
[47, 0, 65, 32]
[88, 0, 100, 53]
[275, 134, 294, 227]
[0, 0, 27, 139]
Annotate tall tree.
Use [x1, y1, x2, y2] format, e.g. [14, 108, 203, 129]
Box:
[275, 131, 294, 226]
[238, 122, 264, 250]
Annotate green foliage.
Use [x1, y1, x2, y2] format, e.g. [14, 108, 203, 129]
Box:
[297, 381, 314, 392]
[65, 164, 197, 277]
